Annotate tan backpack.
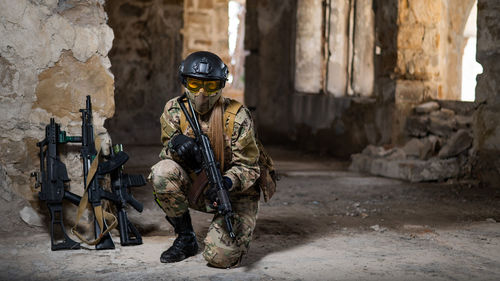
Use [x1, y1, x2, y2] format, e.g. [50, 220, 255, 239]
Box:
[179, 99, 277, 202]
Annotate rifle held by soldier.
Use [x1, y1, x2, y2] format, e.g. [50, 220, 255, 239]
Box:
[178, 94, 235, 239]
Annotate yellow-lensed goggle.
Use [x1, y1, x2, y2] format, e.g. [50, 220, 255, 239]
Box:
[186, 77, 222, 95]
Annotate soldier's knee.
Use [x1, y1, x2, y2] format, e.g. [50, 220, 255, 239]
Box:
[149, 159, 187, 192]
[202, 245, 243, 268]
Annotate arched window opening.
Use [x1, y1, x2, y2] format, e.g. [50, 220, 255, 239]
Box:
[461, 0, 483, 102]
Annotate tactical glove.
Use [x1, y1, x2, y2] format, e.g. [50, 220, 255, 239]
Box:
[205, 176, 232, 205]
[169, 134, 201, 171]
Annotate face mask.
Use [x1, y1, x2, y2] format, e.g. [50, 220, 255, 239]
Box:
[185, 88, 222, 115]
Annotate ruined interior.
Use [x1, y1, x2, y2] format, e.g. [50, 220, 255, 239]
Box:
[1, 0, 499, 280]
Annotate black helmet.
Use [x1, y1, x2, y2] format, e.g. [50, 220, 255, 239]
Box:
[179, 51, 229, 88]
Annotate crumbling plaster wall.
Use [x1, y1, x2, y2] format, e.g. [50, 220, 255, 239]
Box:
[474, 0, 500, 186]
[104, 0, 183, 145]
[0, 0, 114, 231]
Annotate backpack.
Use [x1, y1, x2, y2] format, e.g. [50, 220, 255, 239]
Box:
[179, 99, 277, 202]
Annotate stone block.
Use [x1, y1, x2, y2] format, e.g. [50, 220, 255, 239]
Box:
[407, 0, 442, 25]
[431, 108, 455, 119]
[397, 158, 460, 182]
[405, 115, 429, 137]
[438, 129, 473, 159]
[421, 27, 440, 51]
[414, 101, 439, 114]
[350, 155, 460, 182]
[397, 24, 424, 49]
[198, 0, 214, 9]
[397, 51, 440, 80]
[385, 148, 407, 160]
[361, 145, 406, 160]
[402, 136, 438, 160]
[456, 115, 473, 129]
[395, 80, 435, 104]
[428, 115, 456, 137]
[362, 144, 388, 157]
[437, 100, 476, 115]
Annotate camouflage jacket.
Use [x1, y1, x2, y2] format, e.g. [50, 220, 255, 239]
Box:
[159, 96, 261, 194]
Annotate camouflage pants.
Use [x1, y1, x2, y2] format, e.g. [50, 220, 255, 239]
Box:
[150, 159, 259, 268]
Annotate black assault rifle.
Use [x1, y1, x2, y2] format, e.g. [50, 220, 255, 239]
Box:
[32, 118, 83, 250]
[178, 94, 235, 239]
[100, 144, 145, 246]
[79, 95, 146, 249]
[79, 95, 115, 249]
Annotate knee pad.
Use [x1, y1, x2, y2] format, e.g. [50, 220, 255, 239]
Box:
[202, 244, 243, 268]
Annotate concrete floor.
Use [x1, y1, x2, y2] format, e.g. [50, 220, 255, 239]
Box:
[2, 146, 500, 280]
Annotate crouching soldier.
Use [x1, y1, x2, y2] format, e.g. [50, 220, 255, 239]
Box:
[149, 51, 261, 268]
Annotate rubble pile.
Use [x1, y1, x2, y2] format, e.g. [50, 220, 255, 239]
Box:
[350, 101, 475, 182]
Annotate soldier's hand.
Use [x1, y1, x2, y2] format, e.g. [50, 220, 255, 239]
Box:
[169, 134, 201, 171]
[205, 176, 232, 206]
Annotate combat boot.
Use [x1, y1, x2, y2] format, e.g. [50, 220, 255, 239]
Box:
[160, 211, 199, 263]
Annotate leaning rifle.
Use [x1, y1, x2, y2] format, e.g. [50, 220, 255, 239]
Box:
[178, 94, 236, 239]
[32, 118, 83, 250]
[76, 95, 117, 249]
[75, 95, 146, 249]
[100, 144, 146, 246]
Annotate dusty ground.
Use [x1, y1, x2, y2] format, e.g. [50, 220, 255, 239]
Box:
[1, 146, 500, 280]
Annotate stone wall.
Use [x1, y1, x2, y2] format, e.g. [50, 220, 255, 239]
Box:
[474, 0, 500, 187]
[0, 0, 114, 231]
[182, 0, 229, 61]
[104, 0, 184, 146]
[247, 0, 392, 157]
[391, 0, 475, 144]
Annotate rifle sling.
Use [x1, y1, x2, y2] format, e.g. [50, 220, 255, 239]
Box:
[71, 136, 118, 246]
[188, 170, 209, 205]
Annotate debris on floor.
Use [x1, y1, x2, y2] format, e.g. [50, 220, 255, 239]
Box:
[350, 101, 476, 182]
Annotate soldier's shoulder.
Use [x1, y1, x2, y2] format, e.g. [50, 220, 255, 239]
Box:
[163, 96, 182, 112]
[233, 104, 253, 126]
